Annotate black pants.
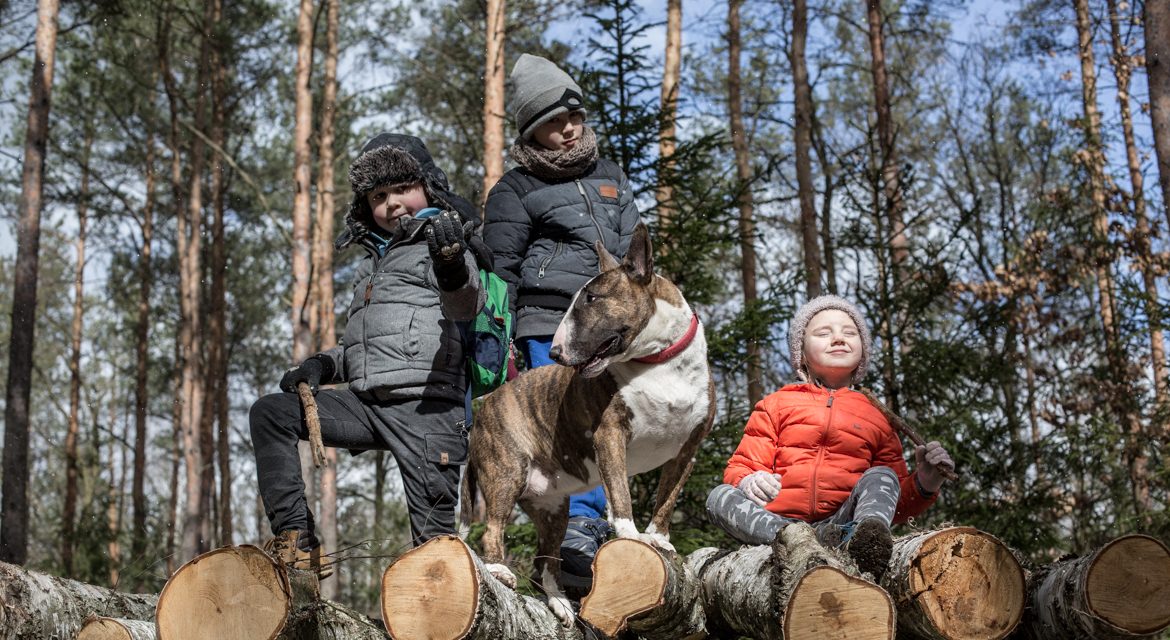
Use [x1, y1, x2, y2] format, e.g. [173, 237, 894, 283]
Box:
[249, 389, 467, 546]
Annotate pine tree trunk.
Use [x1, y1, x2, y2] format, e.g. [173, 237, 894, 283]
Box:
[291, 0, 315, 366]
[313, 0, 341, 601]
[791, 0, 822, 298]
[1108, 0, 1168, 406]
[131, 108, 156, 591]
[78, 617, 157, 640]
[156, 545, 388, 640]
[656, 0, 682, 222]
[1146, 0, 1170, 233]
[0, 560, 157, 639]
[62, 119, 93, 576]
[481, 0, 506, 207]
[728, 0, 764, 407]
[1073, 0, 1150, 516]
[883, 527, 1025, 640]
[1012, 535, 1170, 640]
[380, 536, 585, 639]
[811, 113, 838, 294]
[1, 0, 60, 566]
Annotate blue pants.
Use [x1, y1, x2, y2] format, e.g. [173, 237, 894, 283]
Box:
[521, 337, 608, 519]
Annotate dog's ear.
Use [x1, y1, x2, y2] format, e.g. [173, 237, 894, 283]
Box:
[622, 223, 654, 285]
[596, 240, 621, 272]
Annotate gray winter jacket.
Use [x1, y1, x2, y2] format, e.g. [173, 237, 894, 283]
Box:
[317, 220, 483, 405]
[483, 158, 641, 339]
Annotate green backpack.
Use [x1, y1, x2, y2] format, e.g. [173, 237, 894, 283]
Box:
[464, 238, 513, 398]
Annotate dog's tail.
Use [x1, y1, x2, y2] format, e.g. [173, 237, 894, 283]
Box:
[458, 460, 479, 539]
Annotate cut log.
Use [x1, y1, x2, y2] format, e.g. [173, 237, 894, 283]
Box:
[883, 527, 1025, 640]
[1013, 534, 1170, 640]
[0, 560, 156, 640]
[579, 538, 706, 639]
[77, 616, 157, 640]
[689, 522, 895, 640]
[380, 535, 584, 639]
[155, 544, 386, 640]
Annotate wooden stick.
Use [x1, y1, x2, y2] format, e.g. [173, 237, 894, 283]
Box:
[859, 387, 958, 481]
[297, 382, 328, 468]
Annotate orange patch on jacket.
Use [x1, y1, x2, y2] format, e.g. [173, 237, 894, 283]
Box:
[599, 184, 618, 198]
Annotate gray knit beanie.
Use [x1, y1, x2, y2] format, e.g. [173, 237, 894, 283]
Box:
[508, 53, 587, 140]
[788, 295, 871, 385]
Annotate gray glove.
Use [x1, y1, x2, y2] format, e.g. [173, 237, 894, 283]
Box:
[738, 470, 783, 507]
[915, 441, 954, 494]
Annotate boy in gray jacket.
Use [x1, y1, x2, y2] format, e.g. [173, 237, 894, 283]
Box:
[250, 134, 484, 576]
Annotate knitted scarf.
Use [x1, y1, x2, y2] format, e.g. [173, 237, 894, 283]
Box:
[509, 125, 599, 180]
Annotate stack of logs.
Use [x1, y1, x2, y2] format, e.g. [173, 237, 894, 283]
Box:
[0, 526, 1166, 639]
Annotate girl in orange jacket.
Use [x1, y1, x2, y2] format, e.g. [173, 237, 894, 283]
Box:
[706, 295, 953, 577]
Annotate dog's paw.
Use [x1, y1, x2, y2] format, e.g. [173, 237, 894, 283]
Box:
[547, 594, 576, 627]
[638, 530, 675, 553]
[484, 563, 517, 589]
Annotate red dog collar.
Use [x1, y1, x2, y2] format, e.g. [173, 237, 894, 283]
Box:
[633, 314, 700, 364]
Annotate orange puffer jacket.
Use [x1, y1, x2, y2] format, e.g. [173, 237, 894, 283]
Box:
[723, 383, 935, 524]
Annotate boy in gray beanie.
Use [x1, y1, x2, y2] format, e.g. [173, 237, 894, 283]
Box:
[250, 134, 486, 575]
[705, 295, 954, 579]
[483, 53, 642, 594]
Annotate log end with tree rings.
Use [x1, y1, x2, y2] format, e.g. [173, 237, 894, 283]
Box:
[77, 617, 157, 640]
[155, 545, 294, 640]
[579, 538, 668, 637]
[783, 565, 895, 640]
[904, 527, 1025, 640]
[1084, 534, 1170, 635]
[381, 535, 478, 640]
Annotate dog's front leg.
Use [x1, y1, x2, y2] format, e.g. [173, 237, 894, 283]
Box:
[528, 501, 574, 627]
[593, 422, 654, 547]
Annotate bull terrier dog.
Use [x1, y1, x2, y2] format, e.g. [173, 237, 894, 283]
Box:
[461, 223, 715, 625]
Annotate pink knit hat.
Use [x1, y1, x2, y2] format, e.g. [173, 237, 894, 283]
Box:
[788, 295, 871, 385]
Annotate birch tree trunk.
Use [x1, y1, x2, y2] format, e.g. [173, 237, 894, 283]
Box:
[1012, 535, 1170, 640]
[791, 0, 822, 298]
[882, 527, 1025, 640]
[1, 0, 60, 566]
[481, 0, 506, 206]
[380, 536, 585, 639]
[313, 0, 341, 599]
[656, 0, 682, 221]
[728, 0, 764, 407]
[0, 560, 157, 639]
[1107, 0, 1168, 405]
[1146, 0, 1170, 232]
[1073, 0, 1150, 516]
[63, 118, 93, 576]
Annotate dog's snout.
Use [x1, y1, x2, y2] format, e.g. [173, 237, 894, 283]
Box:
[548, 344, 565, 364]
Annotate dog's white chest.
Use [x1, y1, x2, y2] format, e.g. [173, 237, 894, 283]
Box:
[614, 346, 710, 475]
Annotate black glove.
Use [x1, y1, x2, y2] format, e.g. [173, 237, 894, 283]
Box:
[279, 355, 336, 394]
[425, 211, 474, 291]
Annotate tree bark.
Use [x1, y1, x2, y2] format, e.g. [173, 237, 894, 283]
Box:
[655, 0, 682, 222]
[791, 0, 822, 298]
[1012, 535, 1170, 639]
[1108, 0, 1167, 405]
[687, 523, 894, 639]
[380, 536, 585, 639]
[579, 539, 707, 639]
[1, 0, 60, 566]
[62, 116, 93, 576]
[156, 545, 387, 640]
[864, 0, 908, 285]
[0, 560, 157, 639]
[481, 0, 506, 207]
[291, 0, 315, 367]
[1146, 0, 1170, 232]
[728, 0, 764, 407]
[882, 527, 1025, 640]
[78, 617, 157, 640]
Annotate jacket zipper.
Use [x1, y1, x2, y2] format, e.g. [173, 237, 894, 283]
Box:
[576, 179, 607, 261]
[361, 275, 374, 376]
[809, 389, 836, 517]
[538, 242, 562, 278]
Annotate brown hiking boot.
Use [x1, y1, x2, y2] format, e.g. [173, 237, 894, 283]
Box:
[264, 529, 334, 579]
[845, 518, 892, 580]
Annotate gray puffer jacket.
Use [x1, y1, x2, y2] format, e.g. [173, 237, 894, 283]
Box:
[317, 219, 483, 405]
[483, 158, 641, 339]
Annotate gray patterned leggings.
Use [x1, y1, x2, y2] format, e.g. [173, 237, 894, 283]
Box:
[705, 466, 900, 545]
